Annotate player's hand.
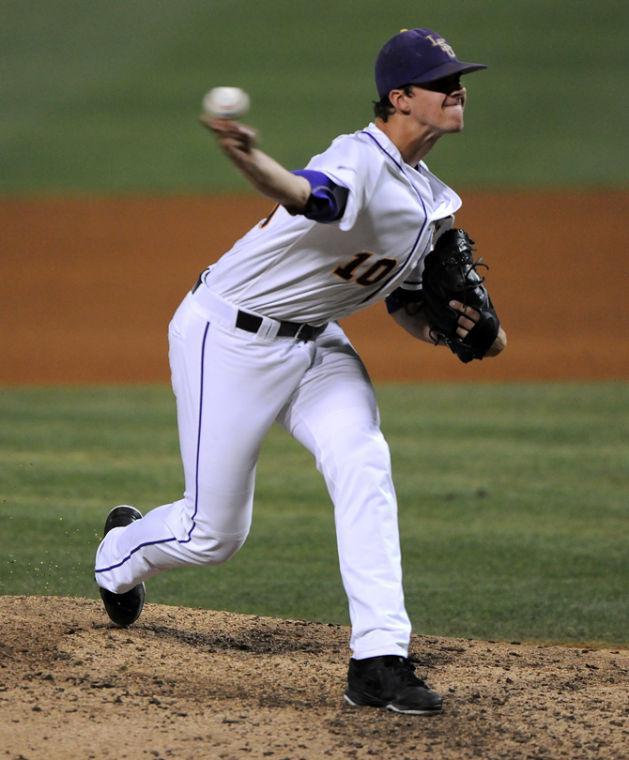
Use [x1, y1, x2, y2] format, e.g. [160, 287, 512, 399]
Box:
[449, 300, 479, 340]
[199, 115, 258, 159]
[198, 114, 306, 208]
[449, 300, 507, 356]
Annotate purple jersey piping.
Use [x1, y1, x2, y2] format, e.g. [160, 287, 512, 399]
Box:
[95, 321, 211, 574]
[357, 130, 428, 303]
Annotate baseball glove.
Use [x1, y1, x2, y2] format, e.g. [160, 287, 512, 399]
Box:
[421, 228, 500, 363]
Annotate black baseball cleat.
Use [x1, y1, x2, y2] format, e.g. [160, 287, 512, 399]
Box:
[344, 655, 443, 715]
[98, 505, 145, 627]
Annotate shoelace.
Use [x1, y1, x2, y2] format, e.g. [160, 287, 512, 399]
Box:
[384, 656, 429, 688]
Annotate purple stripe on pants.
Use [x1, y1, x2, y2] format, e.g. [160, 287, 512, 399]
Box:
[95, 321, 210, 574]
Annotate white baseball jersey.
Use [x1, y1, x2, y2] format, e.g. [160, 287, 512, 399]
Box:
[202, 122, 461, 324]
[95, 120, 465, 662]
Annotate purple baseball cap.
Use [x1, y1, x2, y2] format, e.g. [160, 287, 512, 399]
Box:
[375, 28, 487, 98]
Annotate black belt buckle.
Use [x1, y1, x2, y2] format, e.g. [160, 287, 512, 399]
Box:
[298, 323, 326, 341]
[236, 309, 325, 342]
[294, 323, 309, 341]
[235, 311, 262, 333]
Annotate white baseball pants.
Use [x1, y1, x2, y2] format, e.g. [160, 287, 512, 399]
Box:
[95, 288, 411, 659]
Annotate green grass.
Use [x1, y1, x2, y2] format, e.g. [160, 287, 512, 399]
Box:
[1, 0, 628, 192]
[1, 383, 627, 646]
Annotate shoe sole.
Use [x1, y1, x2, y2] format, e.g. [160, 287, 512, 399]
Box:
[98, 505, 145, 627]
[99, 584, 145, 627]
[344, 692, 442, 716]
[103, 504, 143, 536]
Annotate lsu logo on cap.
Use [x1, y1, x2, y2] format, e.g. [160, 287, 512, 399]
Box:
[425, 33, 456, 58]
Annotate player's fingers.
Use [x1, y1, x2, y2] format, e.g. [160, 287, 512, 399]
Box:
[200, 115, 256, 139]
[199, 115, 236, 137]
[450, 300, 479, 322]
[220, 139, 250, 157]
[199, 114, 225, 131]
[219, 137, 255, 161]
[205, 123, 257, 156]
[199, 113, 237, 127]
[457, 315, 476, 331]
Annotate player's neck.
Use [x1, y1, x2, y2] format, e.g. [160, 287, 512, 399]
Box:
[375, 118, 441, 166]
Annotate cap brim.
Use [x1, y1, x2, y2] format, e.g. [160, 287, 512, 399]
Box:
[411, 60, 487, 85]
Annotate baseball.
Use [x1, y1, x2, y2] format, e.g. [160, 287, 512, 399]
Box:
[202, 86, 250, 118]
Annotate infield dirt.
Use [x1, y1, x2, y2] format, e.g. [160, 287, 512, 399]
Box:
[0, 596, 627, 760]
[1, 190, 628, 384]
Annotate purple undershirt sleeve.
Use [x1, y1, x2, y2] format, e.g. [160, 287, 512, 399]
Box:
[287, 169, 349, 223]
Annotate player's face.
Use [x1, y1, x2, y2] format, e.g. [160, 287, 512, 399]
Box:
[408, 75, 467, 133]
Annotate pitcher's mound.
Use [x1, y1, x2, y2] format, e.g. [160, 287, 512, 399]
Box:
[0, 596, 626, 759]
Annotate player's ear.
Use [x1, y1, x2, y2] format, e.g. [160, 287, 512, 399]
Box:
[388, 88, 413, 115]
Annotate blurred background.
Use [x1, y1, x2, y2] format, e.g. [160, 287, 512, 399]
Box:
[1, 0, 628, 383]
[2, 0, 628, 383]
[2, 0, 627, 192]
[1, 1, 627, 642]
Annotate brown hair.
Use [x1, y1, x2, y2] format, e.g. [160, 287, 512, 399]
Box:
[372, 85, 414, 121]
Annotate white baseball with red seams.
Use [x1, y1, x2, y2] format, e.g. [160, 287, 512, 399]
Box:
[202, 87, 250, 118]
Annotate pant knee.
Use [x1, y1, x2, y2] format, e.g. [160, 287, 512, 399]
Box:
[321, 427, 392, 483]
[188, 530, 248, 566]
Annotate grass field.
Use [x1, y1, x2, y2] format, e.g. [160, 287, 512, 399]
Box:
[2, 0, 628, 192]
[1, 383, 627, 646]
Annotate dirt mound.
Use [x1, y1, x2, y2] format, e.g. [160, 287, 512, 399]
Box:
[0, 596, 626, 759]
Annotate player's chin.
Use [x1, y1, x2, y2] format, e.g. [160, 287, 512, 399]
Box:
[443, 120, 464, 134]
[441, 107, 464, 132]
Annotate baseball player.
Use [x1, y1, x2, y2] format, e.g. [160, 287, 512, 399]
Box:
[95, 27, 506, 715]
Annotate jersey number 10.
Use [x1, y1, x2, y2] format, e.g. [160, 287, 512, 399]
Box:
[334, 253, 397, 286]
